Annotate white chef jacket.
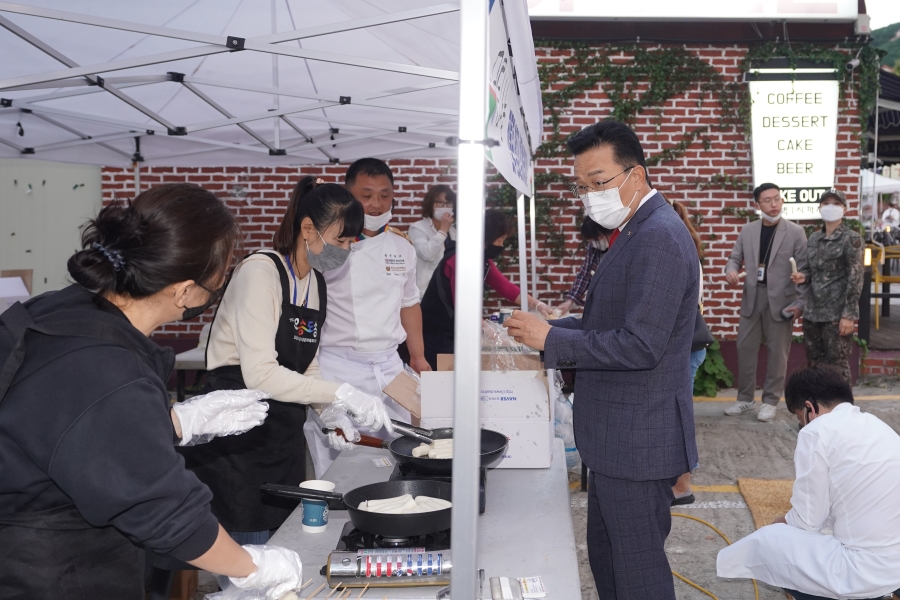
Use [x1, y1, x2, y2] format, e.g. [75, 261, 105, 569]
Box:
[408, 218, 457, 299]
[883, 207, 900, 228]
[321, 228, 420, 352]
[717, 403, 900, 599]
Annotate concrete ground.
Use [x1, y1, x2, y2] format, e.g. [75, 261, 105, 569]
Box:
[571, 382, 900, 600]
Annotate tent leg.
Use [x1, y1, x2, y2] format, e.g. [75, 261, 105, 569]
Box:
[517, 194, 529, 312]
[451, 0, 488, 599]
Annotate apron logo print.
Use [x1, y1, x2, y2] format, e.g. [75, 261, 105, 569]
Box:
[289, 317, 317, 338]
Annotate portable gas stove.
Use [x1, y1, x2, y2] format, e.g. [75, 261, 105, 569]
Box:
[388, 463, 488, 514]
[321, 522, 452, 588]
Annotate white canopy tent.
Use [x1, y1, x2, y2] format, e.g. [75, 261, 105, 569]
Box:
[862, 169, 900, 195]
[0, 1, 543, 596]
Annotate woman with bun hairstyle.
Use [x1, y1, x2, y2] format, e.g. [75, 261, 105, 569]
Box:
[179, 176, 394, 546]
[0, 184, 307, 599]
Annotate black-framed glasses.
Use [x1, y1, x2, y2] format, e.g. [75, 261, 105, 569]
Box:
[569, 166, 635, 200]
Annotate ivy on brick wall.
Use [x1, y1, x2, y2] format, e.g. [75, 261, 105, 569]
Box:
[488, 42, 880, 266]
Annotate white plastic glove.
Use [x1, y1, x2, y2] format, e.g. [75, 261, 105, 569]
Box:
[229, 545, 302, 600]
[172, 389, 270, 446]
[333, 383, 394, 435]
[319, 404, 359, 451]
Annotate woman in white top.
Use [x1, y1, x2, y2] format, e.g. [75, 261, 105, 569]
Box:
[179, 177, 392, 545]
[408, 185, 457, 298]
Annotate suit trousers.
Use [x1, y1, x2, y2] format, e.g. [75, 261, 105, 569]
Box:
[587, 471, 678, 600]
[736, 285, 793, 406]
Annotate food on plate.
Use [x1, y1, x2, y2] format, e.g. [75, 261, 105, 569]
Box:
[357, 494, 451, 514]
[410, 438, 453, 459]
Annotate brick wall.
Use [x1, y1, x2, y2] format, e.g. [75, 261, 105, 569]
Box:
[102, 43, 862, 340]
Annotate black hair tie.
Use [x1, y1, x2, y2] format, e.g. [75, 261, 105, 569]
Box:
[92, 242, 126, 272]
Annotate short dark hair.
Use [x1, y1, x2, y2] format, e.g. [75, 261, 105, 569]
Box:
[580, 217, 612, 241]
[753, 183, 780, 202]
[273, 176, 364, 256]
[68, 184, 240, 298]
[484, 209, 515, 246]
[422, 185, 457, 219]
[566, 120, 648, 176]
[345, 158, 394, 187]
[784, 366, 854, 413]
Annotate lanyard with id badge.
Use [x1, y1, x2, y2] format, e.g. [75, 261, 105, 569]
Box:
[758, 227, 776, 283]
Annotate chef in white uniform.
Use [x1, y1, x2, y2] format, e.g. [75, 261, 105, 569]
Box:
[304, 158, 432, 476]
[717, 366, 900, 600]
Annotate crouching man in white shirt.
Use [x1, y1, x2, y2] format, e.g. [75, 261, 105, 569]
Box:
[303, 158, 432, 477]
[717, 366, 900, 600]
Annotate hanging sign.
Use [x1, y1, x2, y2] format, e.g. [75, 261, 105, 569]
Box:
[485, 0, 534, 196]
[749, 79, 839, 220]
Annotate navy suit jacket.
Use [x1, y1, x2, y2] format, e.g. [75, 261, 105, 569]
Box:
[544, 193, 699, 481]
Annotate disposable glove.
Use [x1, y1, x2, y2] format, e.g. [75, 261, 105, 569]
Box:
[319, 404, 359, 451]
[172, 389, 270, 446]
[333, 383, 394, 434]
[229, 545, 303, 600]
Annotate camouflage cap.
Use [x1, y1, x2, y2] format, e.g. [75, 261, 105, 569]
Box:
[819, 187, 847, 207]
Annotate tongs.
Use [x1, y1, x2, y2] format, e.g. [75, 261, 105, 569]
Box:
[321, 419, 434, 445]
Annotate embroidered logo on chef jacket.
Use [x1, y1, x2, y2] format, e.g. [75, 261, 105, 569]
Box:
[384, 252, 407, 277]
[288, 317, 318, 342]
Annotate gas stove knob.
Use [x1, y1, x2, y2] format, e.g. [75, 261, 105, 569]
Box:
[341, 558, 352, 567]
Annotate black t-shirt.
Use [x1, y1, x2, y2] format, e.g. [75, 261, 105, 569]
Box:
[758, 223, 777, 284]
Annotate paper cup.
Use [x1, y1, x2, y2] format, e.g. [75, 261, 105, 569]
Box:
[299, 480, 335, 533]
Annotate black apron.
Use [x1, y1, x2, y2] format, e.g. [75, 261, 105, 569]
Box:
[179, 253, 326, 532]
[0, 301, 149, 600]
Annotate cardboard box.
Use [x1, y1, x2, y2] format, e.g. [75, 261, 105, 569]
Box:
[419, 369, 552, 468]
[436, 353, 543, 372]
[0, 277, 30, 313]
[420, 417, 553, 469]
[421, 371, 549, 420]
[382, 371, 421, 426]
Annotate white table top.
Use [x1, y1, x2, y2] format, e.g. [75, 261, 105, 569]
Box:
[269, 439, 580, 599]
[173, 346, 206, 370]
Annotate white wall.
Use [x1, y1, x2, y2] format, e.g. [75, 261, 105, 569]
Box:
[0, 159, 102, 296]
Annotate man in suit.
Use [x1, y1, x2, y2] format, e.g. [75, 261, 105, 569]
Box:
[506, 120, 699, 600]
[724, 184, 808, 422]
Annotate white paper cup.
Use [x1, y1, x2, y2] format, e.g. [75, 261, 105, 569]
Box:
[299, 480, 335, 533]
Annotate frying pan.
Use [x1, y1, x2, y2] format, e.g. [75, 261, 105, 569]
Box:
[261, 479, 452, 537]
[328, 426, 509, 476]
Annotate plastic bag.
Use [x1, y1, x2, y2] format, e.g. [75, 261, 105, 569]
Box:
[481, 319, 528, 372]
[403, 363, 422, 400]
[550, 370, 580, 470]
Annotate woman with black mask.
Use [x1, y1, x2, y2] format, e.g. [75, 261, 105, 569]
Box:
[420, 208, 553, 370]
[179, 176, 393, 546]
[0, 184, 306, 599]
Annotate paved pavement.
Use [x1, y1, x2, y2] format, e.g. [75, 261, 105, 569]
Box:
[571, 385, 900, 600]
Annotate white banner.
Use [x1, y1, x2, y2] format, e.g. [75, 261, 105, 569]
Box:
[485, 0, 534, 196]
[749, 79, 839, 221]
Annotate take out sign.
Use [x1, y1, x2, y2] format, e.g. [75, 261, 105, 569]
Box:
[749, 79, 839, 221]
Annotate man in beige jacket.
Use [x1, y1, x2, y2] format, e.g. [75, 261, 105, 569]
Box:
[724, 183, 808, 422]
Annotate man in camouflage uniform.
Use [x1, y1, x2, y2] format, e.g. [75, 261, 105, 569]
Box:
[791, 188, 863, 383]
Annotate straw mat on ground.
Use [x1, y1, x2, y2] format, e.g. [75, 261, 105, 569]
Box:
[737, 478, 794, 529]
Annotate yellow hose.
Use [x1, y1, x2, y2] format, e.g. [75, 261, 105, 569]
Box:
[670, 512, 760, 600]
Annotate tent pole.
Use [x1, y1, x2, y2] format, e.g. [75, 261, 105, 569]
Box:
[133, 162, 140, 195]
[452, 0, 488, 597]
[271, 0, 280, 150]
[529, 194, 537, 300]
[873, 96, 880, 204]
[517, 194, 529, 312]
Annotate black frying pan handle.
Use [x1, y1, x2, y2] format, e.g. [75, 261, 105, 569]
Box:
[260, 483, 343, 503]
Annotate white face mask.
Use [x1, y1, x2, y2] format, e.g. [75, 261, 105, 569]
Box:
[433, 207, 453, 221]
[819, 204, 844, 222]
[581, 168, 639, 229]
[364, 210, 392, 231]
[760, 212, 781, 224]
